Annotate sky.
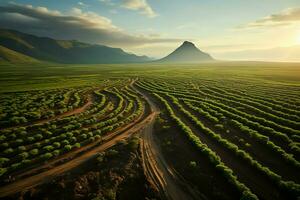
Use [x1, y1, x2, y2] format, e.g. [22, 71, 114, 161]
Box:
[0, 0, 300, 61]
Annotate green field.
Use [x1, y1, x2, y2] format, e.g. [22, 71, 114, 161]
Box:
[1, 61, 299, 92]
[0, 62, 299, 200]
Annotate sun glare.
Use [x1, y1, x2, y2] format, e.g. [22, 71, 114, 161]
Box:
[297, 35, 300, 44]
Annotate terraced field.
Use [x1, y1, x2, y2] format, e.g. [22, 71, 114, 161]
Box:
[0, 63, 299, 200]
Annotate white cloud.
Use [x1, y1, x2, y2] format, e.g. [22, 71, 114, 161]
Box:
[98, 0, 115, 6]
[0, 3, 178, 47]
[121, 0, 157, 18]
[239, 7, 300, 29]
[78, 2, 88, 7]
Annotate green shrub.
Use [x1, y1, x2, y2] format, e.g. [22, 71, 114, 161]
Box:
[0, 168, 7, 176]
[43, 145, 54, 152]
[53, 150, 60, 156]
[40, 153, 53, 160]
[64, 144, 72, 152]
[53, 142, 61, 148]
[30, 149, 39, 155]
[4, 148, 14, 154]
[189, 161, 197, 169]
[0, 158, 9, 166]
[18, 152, 29, 160]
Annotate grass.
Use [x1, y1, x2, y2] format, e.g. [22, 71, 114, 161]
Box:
[0, 61, 299, 93]
[0, 46, 39, 64]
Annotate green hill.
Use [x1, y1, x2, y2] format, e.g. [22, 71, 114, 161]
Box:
[0, 29, 150, 64]
[0, 45, 38, 63]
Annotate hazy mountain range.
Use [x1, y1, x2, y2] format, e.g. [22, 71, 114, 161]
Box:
[0, 29, 216, 64]
[1, 28, 298, 64]
[0, 29, 150, 64]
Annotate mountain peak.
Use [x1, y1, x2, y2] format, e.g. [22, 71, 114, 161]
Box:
[158, 41, 214, 63]
[182, 41, 195, 47]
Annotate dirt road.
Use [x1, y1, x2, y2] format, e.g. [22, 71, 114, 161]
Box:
[0, 111, 155, 198]
[133, 84, 200, 200]
[1, 81, 200, 200]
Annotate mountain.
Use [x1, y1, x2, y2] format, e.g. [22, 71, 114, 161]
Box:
[0, 45, 39, 63]
[0, 29, 150, 64]
[159, 41, 214, 63]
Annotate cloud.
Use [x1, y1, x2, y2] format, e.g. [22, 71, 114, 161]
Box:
[98, 0, 115, 6]
[0, 3, 179, 47]
[239, 7, 300, 29]
[78, 2, 88, 7]
[121, 0, 157, 18]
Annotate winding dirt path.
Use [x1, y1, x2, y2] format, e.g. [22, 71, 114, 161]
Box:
[133, 84, 200, 200]
[1, 81, 201, 200]
[0, 109, 154, 198]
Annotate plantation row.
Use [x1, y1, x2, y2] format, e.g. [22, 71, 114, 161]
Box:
[153, 79, 300, 131]
[135, 78, 300, 199]
[154, 93, 259, 200]
[0, 88, 86, 126]
[138, 80, 300, 152]
[0, 79, 145, 177]
[186, 79, 300, 110]
[182, 100, 300, 170]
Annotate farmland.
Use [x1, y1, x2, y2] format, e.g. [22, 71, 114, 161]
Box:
[0, 62, 300, 200]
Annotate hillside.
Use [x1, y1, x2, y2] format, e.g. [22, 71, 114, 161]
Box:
[159, 41, 214, 63]
[0, 29, 150, 64]
[0, 45, 38, 63]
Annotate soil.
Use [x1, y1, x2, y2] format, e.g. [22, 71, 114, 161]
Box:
[2, 138, 160, 200]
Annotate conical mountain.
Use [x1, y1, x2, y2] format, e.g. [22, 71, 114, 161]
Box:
[159, 41, 214, 63]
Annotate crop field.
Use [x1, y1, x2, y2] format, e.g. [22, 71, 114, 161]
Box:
[0, 62, 299, 200]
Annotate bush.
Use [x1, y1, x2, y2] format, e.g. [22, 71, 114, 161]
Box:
[53, 142, 61, 148]
[10, 162, 21, 170]
[96, 152, 105, 163]
[34, 142, 41, 148]
[70, 136, 77, 143]
[189, 161, 197, 169]
[106, 149, 118, 157]
[30, 149, 39, 155]
[34, 134, 43, 140]
[62, 140, 70, 145]
[40, 153, 53, 160]
[0, 168, 7, 176]
[43, 145, 54, 152]
[63, 145, 72, 152]
[26, 136, 35, 142]
[15, 139, 23, 145]
[1, 142, 9, 148]
[4, 148, 13, 154]
[53, 150, 60, 156]
[18, 152, 29, 160]
[0, 158, 9, 166]
[73, 143, 81, 148]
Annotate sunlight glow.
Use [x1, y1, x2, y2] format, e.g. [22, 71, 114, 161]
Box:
[298, 35, 300, 44]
